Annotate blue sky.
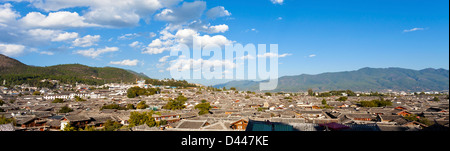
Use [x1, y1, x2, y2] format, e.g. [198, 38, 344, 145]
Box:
[0, 0, 448, 85]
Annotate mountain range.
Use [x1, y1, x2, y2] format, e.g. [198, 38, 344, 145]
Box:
[214, 67, 449, 92]
[0, 54, 148, 84]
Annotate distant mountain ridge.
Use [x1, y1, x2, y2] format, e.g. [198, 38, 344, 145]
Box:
[0, 54, 149, 84]
[214, 67, 449, 92]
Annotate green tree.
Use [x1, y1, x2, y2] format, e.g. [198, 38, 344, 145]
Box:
[32, 91, 41, 96]
[163, 95, 188, 110]
[59, 105, 73, 113]
[63, 123, 77, 131]
[308, 89, 314, 96]
[265, 92, 272, 96]
[195, 101, 212, 115]
[136, 101, 149, 109]
[74, 96, 87, 102]
[129, 111, 156, 127]
[126, 104, 136, 110]
[0, 115, 16, 125]
[82, 125, 97, 131]
[159, 120, 168, 126]
[52, 98, 65, 103]
[127, 92, 137, 98]
[322, 99, 327, 105]
[102, 120, 122, 131]
[433, 97, 440, 102]
[418, 118, 434, 126]
[336, 97, 348, 102]
[358, 99, 392, 107]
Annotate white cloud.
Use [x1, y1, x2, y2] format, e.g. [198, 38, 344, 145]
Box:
[238, 54, 256, 60]
[118, 33, 139, 40]
[52, 32, 79, 42]
[27, 29, 61, 40]
[143, 28, 233, 55]
[14, 0, 174, 27]
[72, 35, 101, 47]
[109, 59, 140, 66]
[258, 52, 292, 58]
[187, 20, 229, 34]
[74, 46, 118, 58]
[308, 54, 316, 58]
[0, 43, 26, 57]
[167, 58, 236, 72]
[277, 17, 283, 20]
[159, 55, 171, 62]
[155, 1, 206, 24]
[175, 28, 233, 47]
[403, 28, 425, 33]
[0, 3, 20, 26]
[207, 24, 229, 33]
[271, 0, 284, 5]
[206, 6, 231, 19]
[19, 11, 99, 28]
[129, 41, 142, 48]
[39, 51, 54, 55]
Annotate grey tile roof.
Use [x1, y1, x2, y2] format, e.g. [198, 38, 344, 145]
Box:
[0, 123, 15, 131]
[176, 120, 207, 129]
[65, 115, 90, 122]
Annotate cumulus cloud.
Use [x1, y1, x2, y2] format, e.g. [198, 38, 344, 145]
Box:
[270, 0, 284, 5]
[129, 41, 142, 48]
[206, 6, 231, 19]
[167, 58, 236, 72]
[143, 28, 233, 55]
[19, 11, 99, 28]
[74, 46, 118, 58]
[0, 43, 26, 57]
[159, 55, 171, 63]
[52, 32, 79, 42]
[109, 59, 140, 66]
[11, 0, 178, 27]
[72, 35, 101, 47]
[155, 1, 206, 24]
[403, 28, 425, 33]
[187, 20, 229, 34]
[0, 3, 20, 27]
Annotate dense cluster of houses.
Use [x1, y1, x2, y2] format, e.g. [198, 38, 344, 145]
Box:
[1, 83, 449, 131]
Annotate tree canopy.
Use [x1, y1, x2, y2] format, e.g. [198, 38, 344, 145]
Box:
[195, 100, 212, 115]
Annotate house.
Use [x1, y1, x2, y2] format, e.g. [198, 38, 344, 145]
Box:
[397, 111, 412, 116]
[90, 116, 116, 127]
[174, 120, 209, 130]
[230, 119, 248, 130]
[377, 115, 403, 123]
[200, 121, 233, 131]
[131, 124, 160, 131]
[368, 108, 393, 115]
[15, 116, 37, 129]
[45, 120, 61, 131]
[296, 110, 325, 119]
[153, 113, 180, 123]
[61, 115, 91, 130]
[395, 106, 407, 110]
[0, 123, 15, 131]
[346, 114, 376, 122]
